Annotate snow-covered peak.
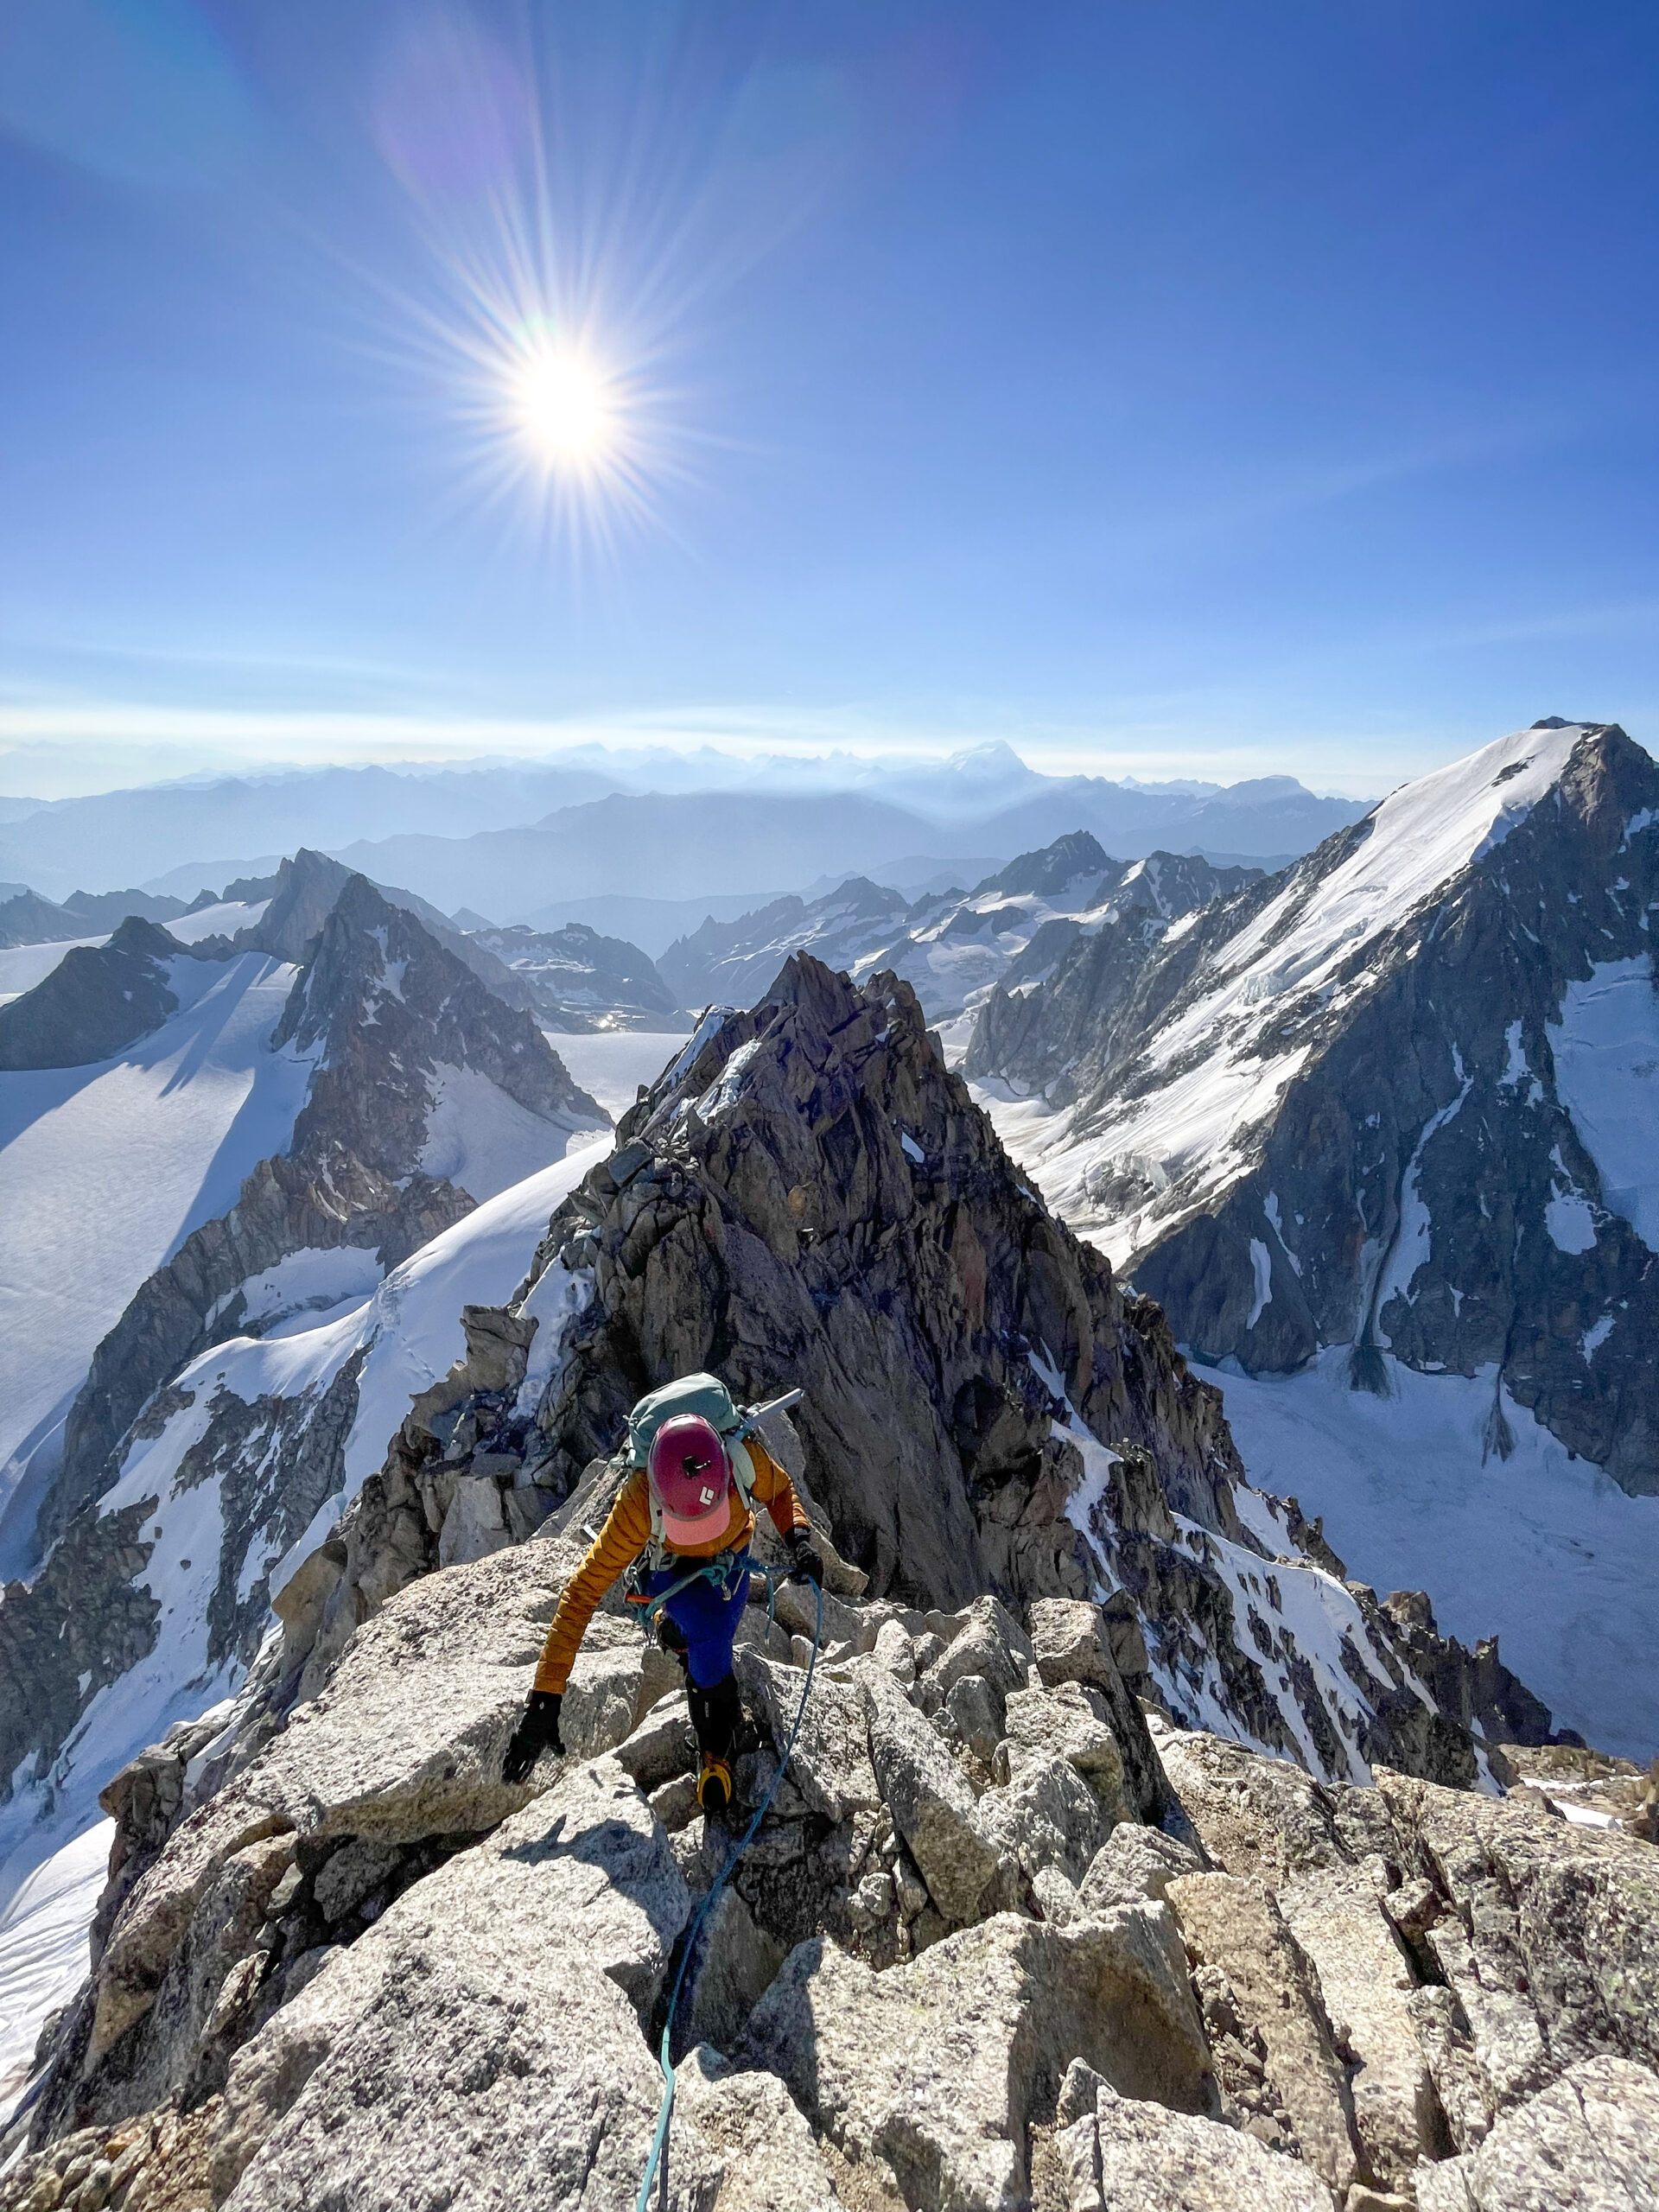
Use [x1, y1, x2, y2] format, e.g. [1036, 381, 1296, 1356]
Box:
[1214, 721, 1589, 993]
[973, 724, 1609, 1264]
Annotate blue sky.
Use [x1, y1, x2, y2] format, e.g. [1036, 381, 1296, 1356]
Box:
[4, 0, 1659, 798]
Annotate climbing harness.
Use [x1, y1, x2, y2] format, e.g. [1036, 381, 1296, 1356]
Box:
[633, 1567, 823, 2212]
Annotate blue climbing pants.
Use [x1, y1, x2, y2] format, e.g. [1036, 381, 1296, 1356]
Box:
[646, 1553, 751, 1688]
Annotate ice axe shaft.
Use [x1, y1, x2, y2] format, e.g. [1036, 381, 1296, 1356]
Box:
[735, 1388, 803, 1437]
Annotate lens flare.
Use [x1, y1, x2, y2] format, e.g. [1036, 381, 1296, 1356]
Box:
[512, 342, 618, 469]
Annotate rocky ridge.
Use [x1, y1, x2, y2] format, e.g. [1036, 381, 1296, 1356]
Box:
[3, 1513, 1654, 2212]
[0, 921, 223, 1072]
[293, 955, 1555, 1798]
[4, 954, 1651, 2209]
[0, 887, 201, 952]
[964, 723, 1659, 1497]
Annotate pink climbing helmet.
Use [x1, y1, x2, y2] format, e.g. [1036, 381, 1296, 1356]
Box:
[647, 1414, 737, 1547]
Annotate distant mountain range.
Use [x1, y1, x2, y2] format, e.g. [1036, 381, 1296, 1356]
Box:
[658, 836, 1262, 1024]
[0, 743, 1367, 909]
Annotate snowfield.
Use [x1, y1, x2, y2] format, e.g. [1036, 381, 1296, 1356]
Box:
[544, 1029, 686, 1119]
[0, 1818, 114, 2117]
[1549, 953, 1659, 1252]
[418, 1062, 609, 1201]
[1210, 1347, 1659, 1764]
[0, 936, 105, 1007]
[0, 953, 312, 1537]
[0, 1138, 609, 2110]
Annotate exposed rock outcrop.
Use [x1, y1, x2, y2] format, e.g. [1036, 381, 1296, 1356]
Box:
[658, 838, 1262, 1027]
[0, 918, 217, 1071]
[54, 874, 601, 1529]
[462, 920, 683, 1031]
[7, 1530, 1653, 2212]
[1, 874, 605, 1824]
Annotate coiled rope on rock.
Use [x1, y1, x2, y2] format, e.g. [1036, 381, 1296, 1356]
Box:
[634, 1569, 823, 2212]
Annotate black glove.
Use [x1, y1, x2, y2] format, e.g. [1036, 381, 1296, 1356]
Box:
[503, 1690, 563, 1783]
[786, 1529, 823, 1587]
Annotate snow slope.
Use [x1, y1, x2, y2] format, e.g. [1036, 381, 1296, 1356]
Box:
[0, 953, 311, 1524]
[1212, 1347, 1659, 1763]
[168, 898, 269, 944]
[0, 1139, 608, 2104]
[981, 724, 1587, 1261]
[0, 936, 105, 1007]
[1549, 954, 1659, 1252]
[418, 1064, 604, 1201]
[0, 1818, 114, 2116]
[0, 905, 264, 1010]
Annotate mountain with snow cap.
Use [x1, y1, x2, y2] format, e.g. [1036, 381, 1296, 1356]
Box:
[0, 873, 607, 1888]
[962, 721, 1659, 1749]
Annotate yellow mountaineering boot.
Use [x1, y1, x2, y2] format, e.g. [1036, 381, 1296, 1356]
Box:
[696, 1753, 734, 1815]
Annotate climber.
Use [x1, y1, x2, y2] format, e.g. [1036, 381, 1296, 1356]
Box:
[502, 1378, 823, 1815]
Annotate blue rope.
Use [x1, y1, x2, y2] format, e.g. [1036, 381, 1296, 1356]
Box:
[634, 1569, 823, 2212]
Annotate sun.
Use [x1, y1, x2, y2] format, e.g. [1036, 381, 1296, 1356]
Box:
[512, 343, 619, 470]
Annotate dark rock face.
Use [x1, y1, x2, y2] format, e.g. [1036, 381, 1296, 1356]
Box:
[968, 726, 1659, 1497]
[462, 920, 682, 1030]
[385, 953, 1547, 1790]
[237, 848, 564, 1030]
[270, 875, 602, 1179]
[976, 830, 1113, 898]
[522, 954, 1242, 1609]
[0, 1353, 366, 1807]
[0, 918, 213, 1070]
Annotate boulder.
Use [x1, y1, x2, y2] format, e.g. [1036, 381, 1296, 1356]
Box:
[435, 1473, 512, 1567]
[613, 1692, 696, 1795]
[1279, 1866, 1452, 2185]
[922, 1597, 1034, 1706]
[1373, 1769, 1659, 2114]
[977, 1750, 1112, 1888]
[870, 1618, 918, 1686]
[1157, 1726, 1348, 1885]
[1055, 2080, 1338, 2212]
[1414, 2053, 1659, 2212]
[681, 1885, 790, 2056]
[859, 1659, 1002, 1924]
[739, 1908, 1213, 2212]
[671, 2050, 849, 2211]
[944, 1673, 1007, 1768]
[1079, 1824, 1203, 1914]
[1166, 1872, 1363, 2195]
[212, 1759, 690, 2209]
[1027, 1599, 1171, 1823]
[734, 1650, 880, 1826]
[47, 1539, 645, 2135]
[1002, 1681, 1128, 1822]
